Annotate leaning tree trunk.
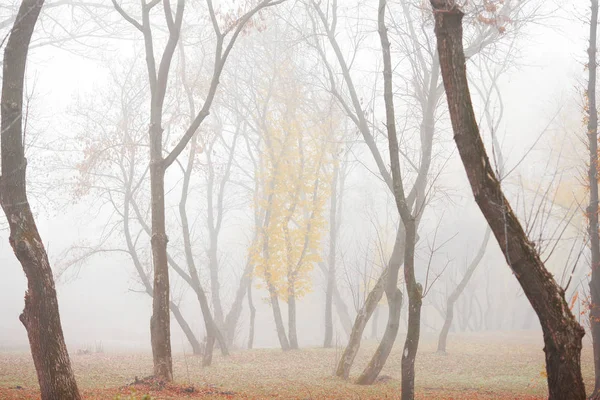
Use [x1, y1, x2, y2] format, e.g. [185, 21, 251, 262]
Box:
[588, 0, 600, 397]
[335, 267, 386, 379]
[335, 222, 405, 379]
[0, 0, 81, 398]
[224, 260, 254, 346]
[437, 228, 491, 353]
[356, 285, 403, 385]
[431, 2, 586, 398]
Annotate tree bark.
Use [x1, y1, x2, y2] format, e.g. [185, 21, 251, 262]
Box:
[431, 3, 586, 398]
[588, 0, 600, 397]
[437, 228, 490, 353]
[0, 1, 81, 398]
[149, 127, 172, 380]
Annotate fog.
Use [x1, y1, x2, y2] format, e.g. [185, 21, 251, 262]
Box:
[0, 0, 596, 398]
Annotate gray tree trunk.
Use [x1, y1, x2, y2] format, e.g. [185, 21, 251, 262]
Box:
[0, 2, 81, 397]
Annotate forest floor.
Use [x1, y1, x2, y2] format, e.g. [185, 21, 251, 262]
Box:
[0, 331, 595, 399]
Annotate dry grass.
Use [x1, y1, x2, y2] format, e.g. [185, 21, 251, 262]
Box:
[0, 331, 595, 399]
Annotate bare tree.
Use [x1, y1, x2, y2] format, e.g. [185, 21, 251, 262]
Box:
[111, 0, 283, 380]
[431, 1, 586, 398]
[0, 0, 81, 398]
[437, 228, 490, 353]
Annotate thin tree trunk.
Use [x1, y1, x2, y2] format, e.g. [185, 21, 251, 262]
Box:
[224, 260, 254, 346]
[178, 137, 228, 366]
[335, 222, 404, 379]
[356, 287, 403, 385]
[0, 1, 81, 398]
[432, 3, 586, 398]
[437, 228, 491, 353]
[324, 164, 339, 348]
[319, 261, 353, 337]
[170, 301, 202, 355]
[588, 0, 600, 397]
[335, 267, 386, 379]
[368, 3, 422, 393]
[288, 291, 299, 349]
[248, 277, 256, 349]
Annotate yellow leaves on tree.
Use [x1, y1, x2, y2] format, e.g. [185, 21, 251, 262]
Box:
[250, 79, 337, 303]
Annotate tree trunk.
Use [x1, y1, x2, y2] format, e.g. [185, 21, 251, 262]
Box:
[0, 1, 81, 398]
[178, 138, 228, 366]
[149, 123, 173, 380]
[335, 269, 385, 379]
[208, 234, 225, 327]
[170, 301, 202, 355]
[437, 228, 491, 353]
[356, 288, 402, 384]
[269, 284, 290, 350]
[248, 277, 256, 349]
[431, 3, 586, 398]
[319, 261, 353, 338]
[588, 0, 600, 397]
[288, 292, 299, 349]
[324, 164, 339, 348]
[376, 3, 422, 393]
[371, 305, 379, 340]
[224, 260, 254, 346]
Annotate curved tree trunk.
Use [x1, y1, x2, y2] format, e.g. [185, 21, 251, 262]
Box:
[335, 267, 386, 379]
[356, 288, 402, 384]
[432, 3, 586, 398]
[437, 228, 491, 353]
[0, 1, 81, 398]
[335, 221, 405, 379]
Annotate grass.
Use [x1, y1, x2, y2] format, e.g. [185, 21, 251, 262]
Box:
[0, 331, 595, 399]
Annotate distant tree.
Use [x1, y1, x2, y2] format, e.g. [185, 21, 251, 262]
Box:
[431, 1, 586, 398]
[250, 79, 336, 350]
[0, 0, 81, 399]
